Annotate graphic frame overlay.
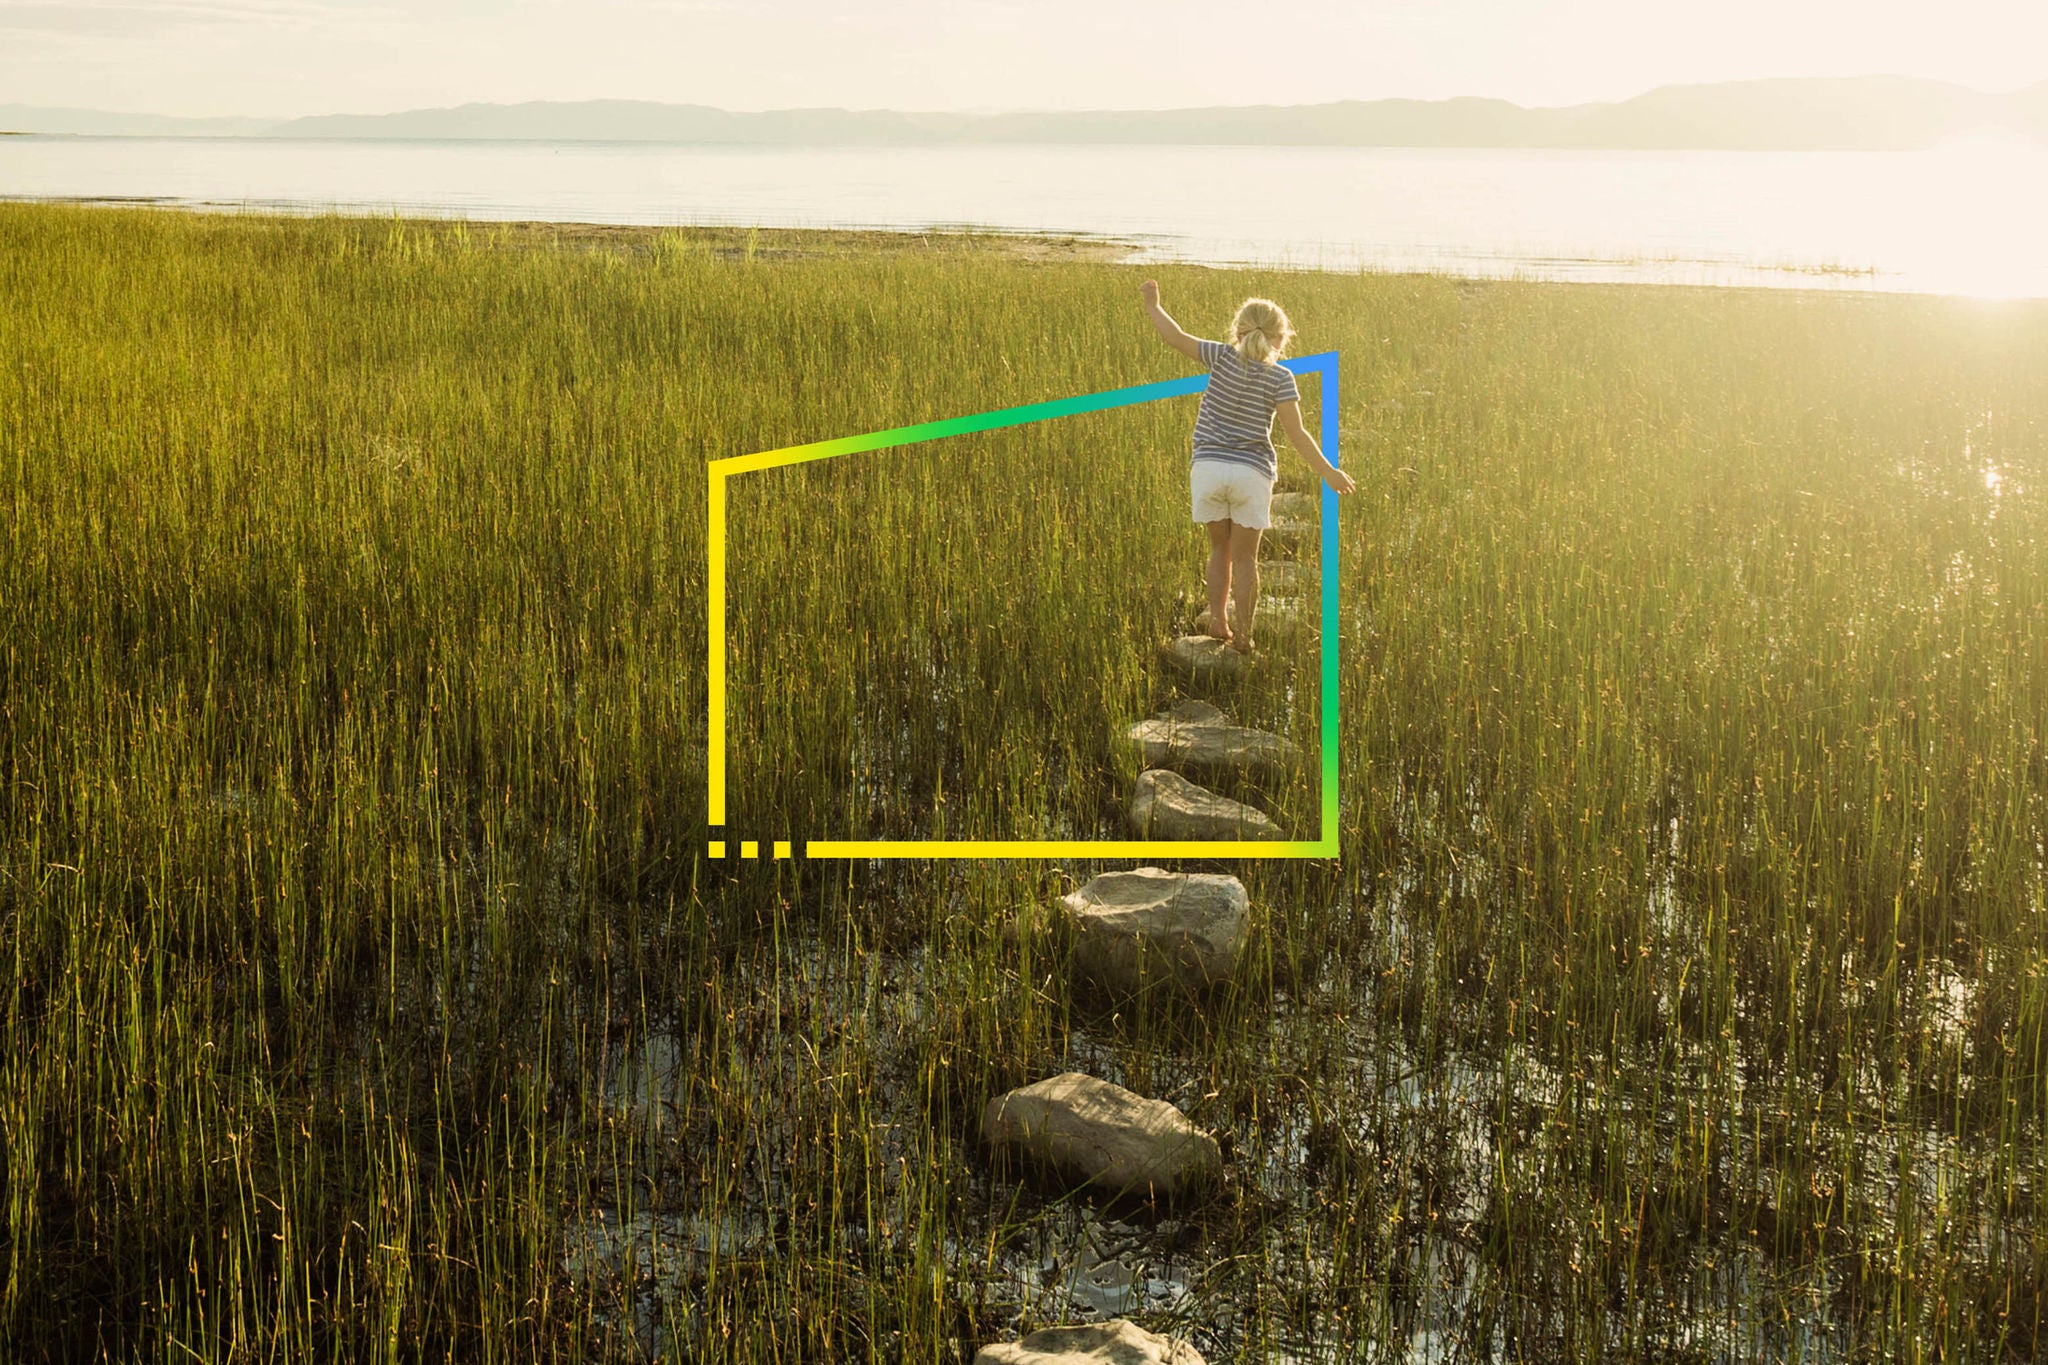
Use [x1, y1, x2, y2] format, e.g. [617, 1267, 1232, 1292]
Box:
[707, 352, 1342, 861]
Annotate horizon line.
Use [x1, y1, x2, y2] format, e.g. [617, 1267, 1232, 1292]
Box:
[9, 71, 2045, 128]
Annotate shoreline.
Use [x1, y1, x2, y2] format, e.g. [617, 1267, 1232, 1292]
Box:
[0, 194, 1143, 265]
[6, 196, 2041, 305]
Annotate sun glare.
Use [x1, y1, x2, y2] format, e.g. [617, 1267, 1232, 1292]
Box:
[1888, 130, 2048, 299]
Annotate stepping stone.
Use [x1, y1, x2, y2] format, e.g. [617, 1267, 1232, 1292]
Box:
[975, 1320, 1207, 1365]
[1263, 492, 1320, 549]
[1260, 560, 1318, 595]
[1129, 769, 1282, 841]
[1159, 634, 1249, 683]
[981, 1073, 1222, 1202]
[1194, 596, 1311, 642]
[1125, 700, 1298, 785]
[1260, 525, 1313, 560]
[1061, 867, 1249, 992]
[1270, 490, 1319, 520]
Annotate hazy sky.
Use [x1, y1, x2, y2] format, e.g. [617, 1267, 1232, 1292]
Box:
[5, 0, 2046, 118]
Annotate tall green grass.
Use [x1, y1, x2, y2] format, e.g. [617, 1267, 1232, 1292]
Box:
[3, 203, 2046, 1360]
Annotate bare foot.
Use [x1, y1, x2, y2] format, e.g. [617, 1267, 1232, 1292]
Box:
[1228, 635, 1255, 656]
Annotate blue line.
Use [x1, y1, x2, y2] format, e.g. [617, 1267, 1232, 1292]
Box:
[1299, 352, 1342, 856]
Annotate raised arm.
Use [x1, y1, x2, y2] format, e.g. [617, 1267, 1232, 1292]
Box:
[1276, 400, 1356, 495]
[1138, 280, 1204, 362]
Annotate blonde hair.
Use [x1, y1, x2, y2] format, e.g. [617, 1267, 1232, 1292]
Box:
[1230, 298, 1294, 371]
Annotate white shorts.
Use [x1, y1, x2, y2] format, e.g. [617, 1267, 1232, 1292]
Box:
[1190, 459, 1274, 529]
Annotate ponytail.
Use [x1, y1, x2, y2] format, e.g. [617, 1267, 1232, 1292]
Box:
[1236, 324, 1274, 372]
[1228, 298, 1293, 373]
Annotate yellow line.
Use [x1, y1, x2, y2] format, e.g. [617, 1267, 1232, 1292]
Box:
[804, 840, 1333, 859]
[711, 447, 841, 478]
[708, 470, 727, 826]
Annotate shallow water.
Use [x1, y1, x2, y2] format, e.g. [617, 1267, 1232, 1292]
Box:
[5, 135, 2048, 296]
[550, 890, 2025, 1363]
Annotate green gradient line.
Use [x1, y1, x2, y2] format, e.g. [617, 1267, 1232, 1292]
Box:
[711, 372, 1208, 477]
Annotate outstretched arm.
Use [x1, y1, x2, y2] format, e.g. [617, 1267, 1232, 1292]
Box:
[1276, 400, 1356, 495]
[1138, 279, 1204, 362]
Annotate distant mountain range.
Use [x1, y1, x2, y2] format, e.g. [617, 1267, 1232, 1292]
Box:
[0, 106, 274, 137]
[6, 77, 2045, 150]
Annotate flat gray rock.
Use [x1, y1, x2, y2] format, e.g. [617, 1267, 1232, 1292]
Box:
[1159, 634, 1250, 682]
[1125, 702, 1298, 784]
[1128, 769, 1282, 841]
[981, 1073, 1222, 1202]
[1061, 867, 1249, 991]
[975, 1320, 1207, 1365]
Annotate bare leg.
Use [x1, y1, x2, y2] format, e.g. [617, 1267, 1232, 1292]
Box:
[1228, 523, 1262, 653]
[1205, 518, 1235, 642]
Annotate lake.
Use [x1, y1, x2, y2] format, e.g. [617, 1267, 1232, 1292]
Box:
[3, 133, 2045, 297]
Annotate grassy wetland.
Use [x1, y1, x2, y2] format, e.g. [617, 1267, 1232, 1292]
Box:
[4, 201, 2048, 1361]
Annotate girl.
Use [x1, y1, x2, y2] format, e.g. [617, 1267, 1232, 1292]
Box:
[1139, 280, 1354, 655]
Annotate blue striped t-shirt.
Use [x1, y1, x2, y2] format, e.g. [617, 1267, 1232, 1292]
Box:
[1190, 338, 1299, 480]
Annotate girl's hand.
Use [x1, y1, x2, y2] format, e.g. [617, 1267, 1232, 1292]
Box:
[1323, 465, 1356, 496]
[1140, 281, 1202, 358]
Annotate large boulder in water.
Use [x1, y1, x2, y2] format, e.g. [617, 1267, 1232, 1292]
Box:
[975, 1320, 1207, 1365]
[981, 1072, 1222, 1203]
[1061, 867, 1249, 992]
[1124, 700, 1298, 785]
[1129, 769, 1282, 841]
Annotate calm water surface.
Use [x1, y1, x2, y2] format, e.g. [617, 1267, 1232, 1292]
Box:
[3, 134, 2045, 296]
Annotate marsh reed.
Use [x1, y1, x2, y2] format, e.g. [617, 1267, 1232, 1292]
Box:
[3, 203, 2046, 1360]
